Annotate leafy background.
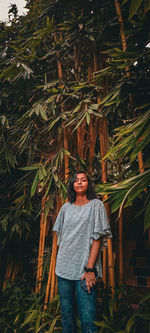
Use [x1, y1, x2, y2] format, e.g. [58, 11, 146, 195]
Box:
[0, 0, 150, 331]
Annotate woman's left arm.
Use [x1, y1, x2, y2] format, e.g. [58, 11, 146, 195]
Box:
[81, 239, 101, 293]
[87, 238, 101, 269]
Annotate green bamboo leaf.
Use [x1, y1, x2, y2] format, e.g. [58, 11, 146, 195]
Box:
[18, 130, 29, 148]
[13, 195, 25, 204]
[48, 316, 59, 332]
[94, 321, 114, 331]
[39, 107, 48, 121]
[138, 314, 150, 320]
[37, 320, 51, 332]
[89, 109, 103, 117]
[46, 16, 50, 28]
[126, 186, 145, 206]
[44, 175, 52, 197]
[86, 112, 90, 125]
[73, 101, 82, 113]
[35, 313, 42, 332]
[59, 180, 67, 193]
[73, 114, 86, 131]
[139, 292, 150, 303]
[90, 103, 99, 110]
[39, 168, 44, 181]
[128, 0, 143, 20]
[122, 0, 129, 5]
[31, 172, 39, 197]
[13, 313, 20, 324]
[63, 149, 71, 156]
[53, 173, 58, 184]
[47, 116, 60, 131]
[20, 164, 41, 171]
[21, 310, 39, 327]
[41, 165, 47, 177]
[45, 196, 54, 211]
[125, 315, 136, 333]
[130, 133, 150, 162]
[104, 100, 116, 107]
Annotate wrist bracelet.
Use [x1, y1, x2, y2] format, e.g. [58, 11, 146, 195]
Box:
[84, 266, 97, 274]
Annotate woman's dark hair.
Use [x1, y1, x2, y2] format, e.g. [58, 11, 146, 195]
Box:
[67, 170, 97, 203]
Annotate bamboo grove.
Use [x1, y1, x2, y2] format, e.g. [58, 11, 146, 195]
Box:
[0, 0, 150, 314]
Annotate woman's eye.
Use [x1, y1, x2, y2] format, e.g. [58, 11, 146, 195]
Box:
[74, 178, 87, 182]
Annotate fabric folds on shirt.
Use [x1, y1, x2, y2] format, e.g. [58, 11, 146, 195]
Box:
[53, 199, 112, 280]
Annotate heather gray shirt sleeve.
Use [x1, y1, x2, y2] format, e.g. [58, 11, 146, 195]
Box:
[92, 199, 112, 250]
[53, 199, 112, 280]
[53, 204, 66, 245]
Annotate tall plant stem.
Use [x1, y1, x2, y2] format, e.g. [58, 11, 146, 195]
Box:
[44, 32, 66, 305]
[88, 61, 97, 175]
[63, 126, 69, 181]
[74, 44, 86, 161]
[114, 0, 130, 75]
[44, 230, 58, 308]
[35, 195, 47, 293]
[49, 231, 58, 301]
[115, 0, 145, 175]
[118, 156, 123, 284]
[54, 32, 63, 80]
[44, 196, 63, 309]
[44, 235, 54, 309]
[3, 262, 13, 288]
[89, 114, 98, 176]
[114, 0, 149, 274]
[77, 120, 85, 159]
[99, 117, 115, 290]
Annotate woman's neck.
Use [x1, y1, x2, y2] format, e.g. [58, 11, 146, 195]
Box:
[74, 194, 89, 206]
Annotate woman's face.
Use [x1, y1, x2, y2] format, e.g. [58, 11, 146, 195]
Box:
[73, 173, 88, 195]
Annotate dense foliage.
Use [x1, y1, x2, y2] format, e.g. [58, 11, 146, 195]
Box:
[0, 0, 150, 330]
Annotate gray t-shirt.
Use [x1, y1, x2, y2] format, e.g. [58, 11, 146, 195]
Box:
[53, 199, 112, 280]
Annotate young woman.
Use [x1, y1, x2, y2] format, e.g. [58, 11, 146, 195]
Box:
[53, 171, 112, 333]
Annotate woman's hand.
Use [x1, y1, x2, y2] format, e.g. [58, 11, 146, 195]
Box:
[81, 271, 96, 293]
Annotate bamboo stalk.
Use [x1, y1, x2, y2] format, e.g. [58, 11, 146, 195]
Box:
[118, 156, 124, 284]
[114, 0, 130, 77]
[114, 0, 149, 259]
[44, 32, 64, 305]
[74, 45, 80, 82]
[50, 232, 58, 301]
[107, 238, 115, 289]
[54, 32, 63, 80]
[88, 61, 98, 175]
[3, 262, 13, 288]
[138, 151, 145, 173]
[99, 118, 115, 290]
[89, 115, 98, 176]
[99, 118, 107, 183]
[35, 195, 46, 293]
[12, 265, 18, 282]
[44, 245, 54, 310]
[102, 248, 107, 287]
[39, 211, 47, 291]
[83, 129, 89, 161]
[119, 212, 123, 284]
[114, 0, 131, 284]
[77, 125, 83, 158]
[63, 127, 69, 181]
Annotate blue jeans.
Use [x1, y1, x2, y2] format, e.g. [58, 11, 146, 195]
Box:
[57, 276, 98, 333]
